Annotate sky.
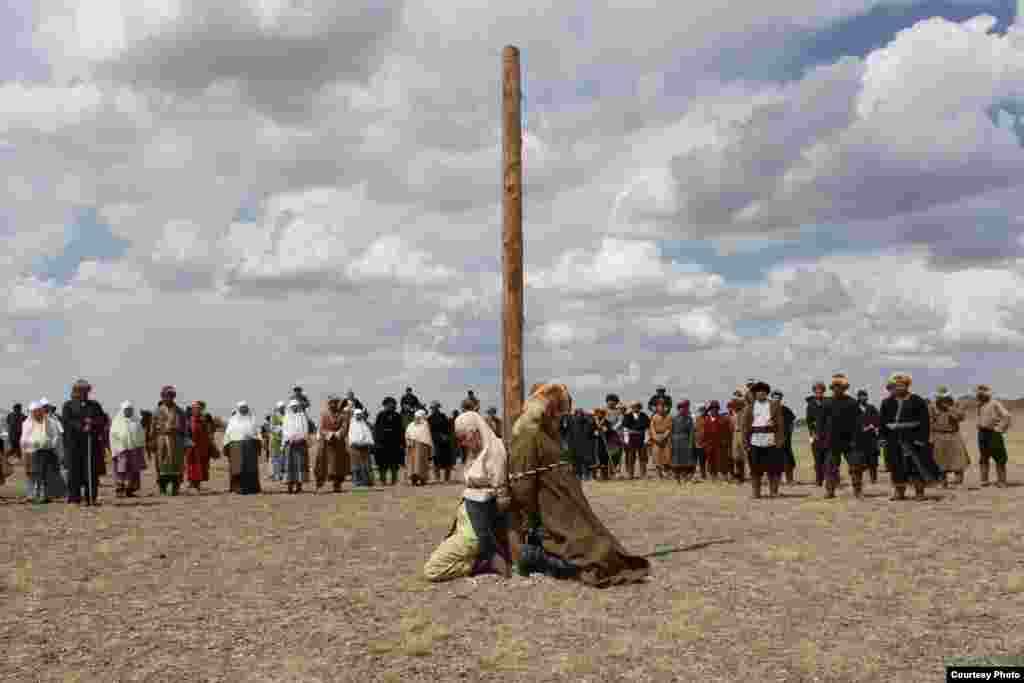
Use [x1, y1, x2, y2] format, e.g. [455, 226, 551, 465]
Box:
[2, 0, 1024, 418]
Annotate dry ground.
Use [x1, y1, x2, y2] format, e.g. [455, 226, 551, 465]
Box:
[2, 422, 1023, 683]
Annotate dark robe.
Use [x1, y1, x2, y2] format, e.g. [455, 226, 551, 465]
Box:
[567, 414, 595, 468]
[824, 395, 866, 465]
[61, 398, 106, 501]
[400, 392, 422, 414]
[856, 402, 881, 465]
[805, 396, 828, 447]
[780, 404, 796, 468]
[6, 411, 25, 453]
[237, 439, 262, 494]
[427, 410, 455, 468]
[373, 409, 405, 468]
[879, 394, 940, 482]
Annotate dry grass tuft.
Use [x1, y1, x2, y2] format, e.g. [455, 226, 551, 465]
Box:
[1007, 572, 1024, 594]
[798, 639, 820, 674]
[478, 625, 530, 672]
[762, 543, 815, 563]
[992, 526, 1014, 546]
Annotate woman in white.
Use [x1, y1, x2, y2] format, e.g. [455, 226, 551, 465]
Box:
[456, 411, 510, 576]
[224, 402, 263, 495]
[110, 401, 147, 498]
[405, 409, 434, 486]
[281, 399, 309, 494]
[347, 409, 376, 487]
[21, 401, 63, 503]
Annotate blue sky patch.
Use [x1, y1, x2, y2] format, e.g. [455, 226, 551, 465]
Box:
[32, 207, 130, 285]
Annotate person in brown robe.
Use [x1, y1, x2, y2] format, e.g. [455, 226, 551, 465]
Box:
[506, 383, 650, 587]
[316, 395, 350, 493]
[929, 387, 970, 487]
[729, 389, 750, 484]
[648, 399, 673, 478]
[740, 382, 787, 498]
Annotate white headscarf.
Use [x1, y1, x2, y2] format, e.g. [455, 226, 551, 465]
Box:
[225, 401, 261, 446]
[282, 399, 309, 442]
[347, 409, 374, 448]
[405, 409, 433, 448]
[21, 402, 61, 454]
[110, 401, 146, 456]
[455, 410, 507, 498]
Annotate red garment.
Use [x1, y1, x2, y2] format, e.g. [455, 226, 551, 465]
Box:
[700, 414, 726, 474]
[186, 413, 210, 483]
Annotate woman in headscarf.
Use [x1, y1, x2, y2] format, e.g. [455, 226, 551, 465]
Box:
[39, 398, 68, 500]
[693, 403, 708, 479]
[21, 401, 62, 503]
[700, 401, 727, 481]
[929, 386, 970, 487]
[347, 408, 376, 487]
[110, 401, 147, 498]
[185, 400, 211, 492]
[405, 409, 434, 486]
[224, 402, 262, 495]
[281, 399, 309, 494]
[649, 398, 673, 479]
[671, 401, 697, 484]
[317, 395, 350, 493]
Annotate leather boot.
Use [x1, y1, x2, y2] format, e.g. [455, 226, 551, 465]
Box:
[824, 480, 836, 499]
[869, 466, 878, 484]
[444, 468, 451, 483]
[784, 468, 794, 485]
[995, 463, 1008, 488]
[891, 485, 906, 501]
[768, 476, 780, 498]
[638, 456, 648, 478]
[735, 457, 746, 483]
[913, 482, 926, 500]
[954, 471, 965, 486]
[751, 476, 762, 499]
[851, 470, 864, 499]
[626, 454, 636, 479]
[980, 462, 991, 486]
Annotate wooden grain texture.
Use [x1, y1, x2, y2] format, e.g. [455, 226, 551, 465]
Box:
[502, 45, 524, 444]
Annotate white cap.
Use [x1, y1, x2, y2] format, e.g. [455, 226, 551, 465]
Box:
[276, 400, 286, 408]
[28, 400, 42, 411]
[237, 401, 248, 408]
[40, 397, 50, 406]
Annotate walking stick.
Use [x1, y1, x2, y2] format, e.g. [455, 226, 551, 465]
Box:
[86, 423, 94, 504]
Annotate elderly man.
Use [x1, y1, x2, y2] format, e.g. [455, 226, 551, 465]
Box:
[62, 379, 107, 505]
[507, 383, 650, 586]
[975, 384, 1012, 487]
[149, 386, 187, 496]
[879, 373, 940, 501]
[423, 411, 510, 581]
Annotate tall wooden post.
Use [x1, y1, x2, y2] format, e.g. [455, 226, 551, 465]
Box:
[502, 45, 524, 446]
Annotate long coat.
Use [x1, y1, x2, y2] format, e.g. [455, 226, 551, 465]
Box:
[373, 410, 405, 468]
[428, 410, 455, 469]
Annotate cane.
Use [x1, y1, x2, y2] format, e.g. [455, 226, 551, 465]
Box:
[86, 421, 94, 505]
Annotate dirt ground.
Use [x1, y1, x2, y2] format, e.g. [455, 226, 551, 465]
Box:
[2, 422, 1023, 683]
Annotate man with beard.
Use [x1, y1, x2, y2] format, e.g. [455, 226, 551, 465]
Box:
[741, 381, 786, 499]
[855, 390, 881, 484]
[149, 386, 187, 496]
[805, 382, 829, 487]
[975, 384, 1012, 487]
[61, 380, 107, 505]
[428, 401, 455, 481]
[822, 374, 866, 499]
[771, 391, 797, 484]
[879, 373, 940, 501]
[373, 397, 405, 486]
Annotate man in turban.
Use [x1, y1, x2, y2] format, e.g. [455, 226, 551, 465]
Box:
[506, 383, 650, 586]
[879, 373, 941, 500]
[821, 374, 867, 499]
[975, 384, 1012, 487]
[61, 380, 107, 505]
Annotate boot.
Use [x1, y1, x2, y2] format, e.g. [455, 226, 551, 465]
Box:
[942, 472, 949, 489]
[890, 485, 906, 501]
[735, 458, 746, 483]
[824, 480, 836, 499]
[751, 476, 762, 499]
[913, 482, 926, 500]
[158, 479, 167, 496]
[638, 457, 648, 478]
[784, 468, 794, 485]
[768, 476, 780, 498]
[814, 463, 824, 487]
[995, 463, 1008, 488]
[954, 471, 965, 486]
[869, 466, 878, 484]
[443, 468, 451, 483]
[170, 481, 179, 496]
[980, 462, 991, 486]
[333, 480, 342, 492]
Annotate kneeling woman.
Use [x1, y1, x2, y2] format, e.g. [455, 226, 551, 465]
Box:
[424, 412, 510, 580]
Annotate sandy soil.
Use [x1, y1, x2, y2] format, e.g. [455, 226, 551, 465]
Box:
[1, 423, 1023, 683]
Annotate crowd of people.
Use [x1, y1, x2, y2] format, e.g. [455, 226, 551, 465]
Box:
[0, 373, 1016, 587]
[557, 374, 1013, 501]
[0, 382, 504, 504]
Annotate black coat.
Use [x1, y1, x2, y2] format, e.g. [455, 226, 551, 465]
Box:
[427, 409, 454, 468]
[824, 395, 861, 446]
[805, 396, 827, 438]
[61, 399, 105, 456]
[621, 412, 650, 433]
[879, 394, 930, 446]
[373, 409, 405, 467]
[567, 414, 595, 463]
[6, 411, 25, 446]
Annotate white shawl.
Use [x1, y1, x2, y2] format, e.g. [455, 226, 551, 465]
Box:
[405, 410, 433, 448]
[456, 411, 507, 502]
[110, 401, 146, 456]
[224, 406, 261, 447]
[20, 414, 62, 455]
[347, 411, 375, 448]
[282, 402, 310, 443]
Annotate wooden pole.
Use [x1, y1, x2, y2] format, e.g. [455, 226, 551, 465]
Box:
[502, 45, 524, 447]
